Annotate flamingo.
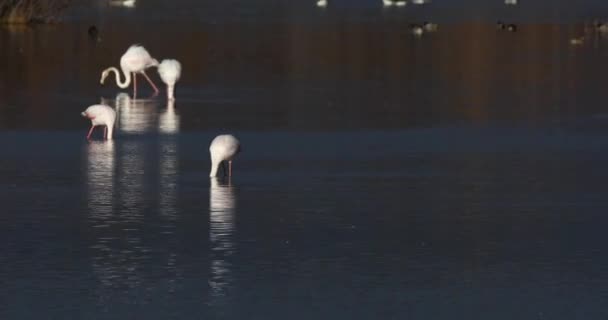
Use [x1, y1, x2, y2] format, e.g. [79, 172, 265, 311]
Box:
[109, 0, 136, 8]
[316, 0, 327, 7]
[423, 22, 438, 32]
[383, 0, 406, 6]
[100, 44, 159, 97]
[81, 104, 117, 140]
[209, 134, 241, 177]
[410, 24, 424, 37]
[157, 59, 182, 101]
[496, 22, 517, 32]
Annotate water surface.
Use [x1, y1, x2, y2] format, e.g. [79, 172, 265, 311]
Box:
[1, 1, 608, 319]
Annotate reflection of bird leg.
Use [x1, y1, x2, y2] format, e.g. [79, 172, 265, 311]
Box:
[133, 72, 137, 98]
[87, 125, 95, 139]
[229, 161, 233, 177]
[141, 71, 159, 93]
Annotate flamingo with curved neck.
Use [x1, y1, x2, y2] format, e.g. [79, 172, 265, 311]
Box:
[100, 44, 159, 97]
[100, 67, 131, 89]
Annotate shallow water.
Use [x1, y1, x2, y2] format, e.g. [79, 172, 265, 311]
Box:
[2, 1, 608, 319]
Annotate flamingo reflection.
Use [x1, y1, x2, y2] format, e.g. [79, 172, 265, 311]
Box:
[86, 141, 115, 225]
[102, 93, 159, 134]
[86, 138, 150, 294]
[159, 100, 180, 134]
[208, 178, 236, 302]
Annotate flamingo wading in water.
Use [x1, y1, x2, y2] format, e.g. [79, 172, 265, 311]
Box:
[158, 59, 182, 100]
[209, 134, 241, 177]
[81, 105, 117, 140]
[100, 44, 160, 97]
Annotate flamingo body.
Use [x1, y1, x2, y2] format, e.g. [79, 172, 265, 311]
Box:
[81, 104, 116, 140]
[209, 135, 241, 177]
[110, 0, 136, 7]
[410, 24, 424, 36]
[119, 45, 157, 74]
[100, 44, 159, 96]
[384, 0, 406, 6]
[158, 59, 182, 100]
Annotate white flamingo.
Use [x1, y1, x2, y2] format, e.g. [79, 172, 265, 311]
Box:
[81, 104, 117, 140]
[109, 0, 136, 8]
[158, 59, 182, 101]
[100, 44, 160, 97]
[209, 135, 241, 177]
[383, 0, 406, 6]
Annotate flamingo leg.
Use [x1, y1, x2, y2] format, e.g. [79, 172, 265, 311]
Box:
[228, 161, 233, 177]
[141, 71, 160, 94]
[104, 126, 108, 139]
[133, 72, 137, 98]
[87, 125, 95, 140]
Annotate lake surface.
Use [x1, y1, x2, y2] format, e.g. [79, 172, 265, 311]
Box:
[2, 0, 608, 319]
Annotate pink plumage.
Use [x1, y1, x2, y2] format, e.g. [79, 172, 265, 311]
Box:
[81, 104, 116, 140]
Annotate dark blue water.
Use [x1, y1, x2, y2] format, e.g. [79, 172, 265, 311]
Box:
[2, 126, 608, 318]
[2, 0, 608, 319]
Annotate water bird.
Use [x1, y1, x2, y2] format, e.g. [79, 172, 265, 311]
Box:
[423, 22, 438, 32]
[81, 105, 116, 140]
[383, 0, 406, 7]
[109, 0, 136, 8]
[317, 0, 327, 7]
[570, 37, 584, 46]
[158, 59, 182, 101]
[100, 44, 160, 97]
[209, 135, 241, 178]
[595, 22, 608, 33]
[504, 0, 517, 5]
[410, 24, 424, 36]
[497, 22, 517, 32]
[411, 0, 428, 4]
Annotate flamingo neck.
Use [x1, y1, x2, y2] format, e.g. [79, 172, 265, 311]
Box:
[106, 67, 131, 88]
[106, 120, 115, 140]
[106, 126, 114, 140]
[209, 158, 221, 177]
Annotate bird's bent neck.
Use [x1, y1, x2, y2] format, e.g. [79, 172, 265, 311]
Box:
[104, 67, 131, 88]
[209, 158, 222, 178]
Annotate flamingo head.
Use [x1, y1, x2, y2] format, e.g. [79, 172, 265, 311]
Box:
[81, 111, 95, 119]
[100, 69, 110, 84]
